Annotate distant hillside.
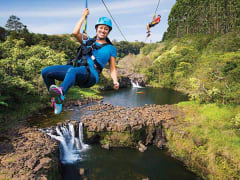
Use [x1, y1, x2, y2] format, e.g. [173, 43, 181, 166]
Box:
[163, 0, 240, 40]
[135, 32, 240, 104]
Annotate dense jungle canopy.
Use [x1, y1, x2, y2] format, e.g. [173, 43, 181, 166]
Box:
[163, 0, 240, 40]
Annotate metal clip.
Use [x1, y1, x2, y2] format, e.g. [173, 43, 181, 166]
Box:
[82, 33, 89, 45]
[91, 55, 96, 61]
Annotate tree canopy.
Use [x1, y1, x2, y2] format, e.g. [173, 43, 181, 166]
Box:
[164, 0, 240, 40]
[5, 15, 26, 32]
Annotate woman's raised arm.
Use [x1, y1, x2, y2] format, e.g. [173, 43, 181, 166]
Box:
[72, 8, 89, 44]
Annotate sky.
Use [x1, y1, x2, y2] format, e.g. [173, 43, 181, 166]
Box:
[0, 0, 176, 42]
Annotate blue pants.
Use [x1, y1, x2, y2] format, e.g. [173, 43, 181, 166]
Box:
[41, 65, 98, 95]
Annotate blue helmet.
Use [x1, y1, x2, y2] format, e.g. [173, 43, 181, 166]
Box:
[95, 17, 112, 32]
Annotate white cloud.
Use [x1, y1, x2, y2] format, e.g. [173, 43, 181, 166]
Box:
[0, 8, 85, 18]
[28, 22, 71, 34]
[0, 0, 159, 18]
[0, 0, 174, 42]
[94, 0, 156, 14]
[123, 24, 145, 29]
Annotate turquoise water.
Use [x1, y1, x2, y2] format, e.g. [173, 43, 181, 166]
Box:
[101, 87, 189, 107]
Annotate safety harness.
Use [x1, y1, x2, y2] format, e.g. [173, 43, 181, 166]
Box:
[67, 36, 109, 86]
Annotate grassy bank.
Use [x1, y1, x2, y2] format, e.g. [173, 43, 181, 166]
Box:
[0, 95, 48, 132]
[66, 86, 102, 100]
[166, 101, 240, 179]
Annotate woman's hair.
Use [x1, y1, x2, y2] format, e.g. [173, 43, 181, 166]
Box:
[106, 37, 113, 45]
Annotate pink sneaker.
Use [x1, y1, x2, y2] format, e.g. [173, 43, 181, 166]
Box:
[49, 85, 64, 104]
[49, 85, 65, 114]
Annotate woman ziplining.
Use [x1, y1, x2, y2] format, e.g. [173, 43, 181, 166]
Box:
[41, 8, 119, 115]
[146, 0, 161, 37]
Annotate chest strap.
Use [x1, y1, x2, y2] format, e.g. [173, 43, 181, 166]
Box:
[67, 38, 109, 86]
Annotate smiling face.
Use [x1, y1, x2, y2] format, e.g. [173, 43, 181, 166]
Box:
[96, 25, 110, 39]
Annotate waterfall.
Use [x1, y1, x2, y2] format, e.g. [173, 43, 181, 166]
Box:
[131, 80, 143, 88]
[43, 122, 89, 164]
[79, 122, 88, 149]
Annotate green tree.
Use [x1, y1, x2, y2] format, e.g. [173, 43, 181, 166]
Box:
[5, 15, 25, 32]
[164, 0, 240, 40]
[0, 38, 66, 112]
[113, 41, 145, 60]
[0, 26, 8, 41]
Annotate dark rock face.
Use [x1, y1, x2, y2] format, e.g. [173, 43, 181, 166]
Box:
[118, 68, 146, 87]
[118, 75, 146, 88]
[119, 76, 131, 88]
[130, 75, 146, 87]
[104, 68, 146, 89]
[0, 125, 60, 180]
[79, 103, 178, 151]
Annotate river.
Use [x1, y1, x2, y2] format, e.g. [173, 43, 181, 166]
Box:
[59, 87, 199, 180]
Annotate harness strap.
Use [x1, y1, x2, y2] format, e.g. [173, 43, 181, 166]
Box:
[69, 37, 109, 86]
[91, 55, 103, 74]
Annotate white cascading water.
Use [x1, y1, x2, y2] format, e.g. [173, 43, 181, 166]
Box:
[44, 122, 89, 164]
[131, 80, 143, 88]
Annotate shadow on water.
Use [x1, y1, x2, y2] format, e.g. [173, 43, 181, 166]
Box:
[101, 87, 189, 107]
[63, 145, 200, 180]
[26, 103, 92, 128]
[26, 107, 73, 128]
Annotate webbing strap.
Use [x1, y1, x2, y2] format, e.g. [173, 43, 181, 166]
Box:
[82, 0, 88, 34]
[71, 38, 109, 86]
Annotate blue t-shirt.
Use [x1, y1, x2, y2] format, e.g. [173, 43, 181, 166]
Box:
[91, 41, 117, 68]
[86, 38, 117, 83]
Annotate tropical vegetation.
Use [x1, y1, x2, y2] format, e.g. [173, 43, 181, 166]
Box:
[135, 33, 240, 105]
[163, 0, 240, 40]
[0, 15, 144, 122]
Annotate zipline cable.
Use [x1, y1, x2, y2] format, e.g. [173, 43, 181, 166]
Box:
[154, 0, 161, 15]
[101, 0, 128, 41]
